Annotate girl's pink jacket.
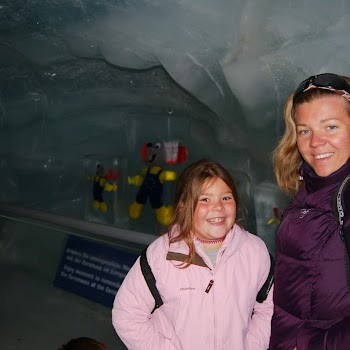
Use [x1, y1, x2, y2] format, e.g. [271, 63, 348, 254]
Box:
[112, 224, 273, 349]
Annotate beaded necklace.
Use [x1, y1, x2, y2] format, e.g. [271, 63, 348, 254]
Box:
[195, 235, 226, 244]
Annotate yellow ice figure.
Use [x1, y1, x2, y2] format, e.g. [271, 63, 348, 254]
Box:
[156, 205, 174, 226]
[100, 202, 107, 213]
[128, 140, 186, 224]
[267, 218, 281, 225]
[104, 182, 117, 192]
[93, 200, 108, 212]
[267, 208, 281, 225]
[128, 175, 144, 186]
[160, 170, 177, 182]
[129, 201, 143, 219]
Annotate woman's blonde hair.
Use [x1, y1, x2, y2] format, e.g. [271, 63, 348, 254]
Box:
[167, 159, 243, 265]
[273, 76, 350, 196]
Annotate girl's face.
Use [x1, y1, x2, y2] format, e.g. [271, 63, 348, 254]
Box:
[192, 177, 236, 241]
[295, 96, 350, 177]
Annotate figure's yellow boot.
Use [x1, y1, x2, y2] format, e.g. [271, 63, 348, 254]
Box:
[100, 202, 107, 213]
[93, 200, 100, 210]
[129, 201, 143, 219]
[156, 205, 174, 226]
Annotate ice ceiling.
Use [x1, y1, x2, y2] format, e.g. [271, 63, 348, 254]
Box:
[1, 0, 350, 233]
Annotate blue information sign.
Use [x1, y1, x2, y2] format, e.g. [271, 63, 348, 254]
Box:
[54, 234, 139, 307]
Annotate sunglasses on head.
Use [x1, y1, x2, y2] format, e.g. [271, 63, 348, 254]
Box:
[293, 73, 350, 105]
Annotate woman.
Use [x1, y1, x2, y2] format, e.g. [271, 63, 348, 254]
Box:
[270, 73, 350, 350]
[113, 159, 273, 349]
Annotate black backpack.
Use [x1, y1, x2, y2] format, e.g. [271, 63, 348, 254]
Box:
[140, 246, 275, 314]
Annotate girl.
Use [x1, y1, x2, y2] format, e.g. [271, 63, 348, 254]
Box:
[112, 159, 273, 349]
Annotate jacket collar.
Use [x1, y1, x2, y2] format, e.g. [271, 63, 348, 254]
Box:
[301, 157, 350, 193]
[166, 251, 208, 267]
[166, 224, 248, 267]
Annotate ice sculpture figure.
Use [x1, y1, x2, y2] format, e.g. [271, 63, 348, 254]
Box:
[84, 155, 129, 226]
[128, 141, 187, 226]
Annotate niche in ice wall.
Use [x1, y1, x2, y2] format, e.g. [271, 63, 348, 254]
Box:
[254, 181, 289, 256]
[83, 114, 191, 235]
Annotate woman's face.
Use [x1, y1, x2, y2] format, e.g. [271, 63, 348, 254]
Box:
[192, 177, 236, 241]
[295, 95, 350, 177]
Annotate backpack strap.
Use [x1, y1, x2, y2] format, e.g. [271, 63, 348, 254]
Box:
[256, 253, 275, 303]
[140, 246, 274, 309]
[140, 247, 163, 314]
[335, 174, 350, 292]
[336, 174, 350, 226]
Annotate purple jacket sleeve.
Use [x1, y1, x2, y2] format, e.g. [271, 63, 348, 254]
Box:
[297, 317, 350, 350]
[112, 256, 181, 350]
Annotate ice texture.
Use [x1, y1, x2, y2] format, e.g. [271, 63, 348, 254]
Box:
[0, 0, 347, 243]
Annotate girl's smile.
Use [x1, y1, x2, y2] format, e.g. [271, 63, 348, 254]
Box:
[193, 177, 236, 242]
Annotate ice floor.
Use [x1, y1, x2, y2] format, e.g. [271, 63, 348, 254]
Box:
[0, 216, 134, 350]
[1, 266, 127, 350]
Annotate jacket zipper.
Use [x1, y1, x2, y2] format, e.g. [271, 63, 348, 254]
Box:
[205, 272, 216, 348]
[205, 279, 214, 293]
